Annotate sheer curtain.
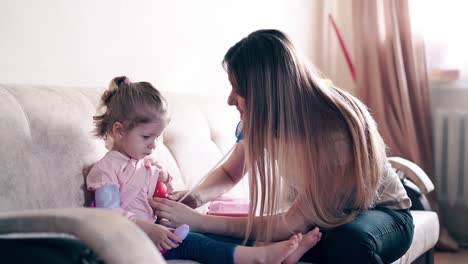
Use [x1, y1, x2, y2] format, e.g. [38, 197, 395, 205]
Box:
[352, 0, 458, 251]
[310, 0, 354, 92]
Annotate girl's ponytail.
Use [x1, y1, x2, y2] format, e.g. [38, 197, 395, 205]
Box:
[114, 76, 130, 87]
[93, 76, 128, 138]
[101, 76, 128, 107]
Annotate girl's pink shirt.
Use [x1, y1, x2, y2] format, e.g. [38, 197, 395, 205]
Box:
[86, 151, 164, 222]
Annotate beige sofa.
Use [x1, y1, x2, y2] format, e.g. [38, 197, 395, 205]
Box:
[0, 84, 439, 263]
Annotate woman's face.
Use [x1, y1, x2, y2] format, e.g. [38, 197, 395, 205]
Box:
[227, 74, 246, 120]
[227, 88, 246, 120]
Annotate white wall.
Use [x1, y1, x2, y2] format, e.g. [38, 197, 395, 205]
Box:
[0, 0, 318, 94]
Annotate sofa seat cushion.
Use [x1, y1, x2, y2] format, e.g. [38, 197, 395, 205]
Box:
[392, 210, 439, 264]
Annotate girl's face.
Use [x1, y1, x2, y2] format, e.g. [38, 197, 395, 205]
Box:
[227, 74, 246, 120]
[113, 121, 166, 160]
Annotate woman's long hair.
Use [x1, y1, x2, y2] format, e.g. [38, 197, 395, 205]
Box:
[223, 29, 387, 243]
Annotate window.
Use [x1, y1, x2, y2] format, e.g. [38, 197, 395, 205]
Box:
[411, 0, 468, 85]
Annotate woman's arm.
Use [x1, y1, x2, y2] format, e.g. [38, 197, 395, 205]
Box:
[151, 194, 313, 241]
[168, 142, 246, 208]
[198, 198, 312, 241]
[150, 197, 247, 238]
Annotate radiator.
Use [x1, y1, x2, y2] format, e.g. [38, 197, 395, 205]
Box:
[433, 109, 468, 206]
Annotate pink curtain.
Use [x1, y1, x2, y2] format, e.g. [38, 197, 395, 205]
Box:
[352, 0, 458, 251]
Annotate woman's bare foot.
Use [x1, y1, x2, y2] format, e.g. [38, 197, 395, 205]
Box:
[234, 234, 300, 264]
[283, 227, 322, 264]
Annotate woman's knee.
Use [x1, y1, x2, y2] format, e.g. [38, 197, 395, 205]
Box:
[322, 223, 380, 263]
[320, 209, 414, 263]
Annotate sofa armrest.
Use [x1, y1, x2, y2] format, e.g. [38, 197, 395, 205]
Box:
[388, 156, 435, 194]
[0, 208, 166, 264]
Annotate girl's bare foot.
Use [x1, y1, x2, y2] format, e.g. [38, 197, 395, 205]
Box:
[283, 227, 322, 264]
[234, 234, 300, 264]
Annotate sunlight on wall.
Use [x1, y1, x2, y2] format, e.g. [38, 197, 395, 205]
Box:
[0, 0, 317, 94]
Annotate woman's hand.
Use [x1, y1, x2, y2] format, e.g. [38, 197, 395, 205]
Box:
[149, 197, 204, 230]
[167, 190, 201, 209]
[135, 219, 182, 251]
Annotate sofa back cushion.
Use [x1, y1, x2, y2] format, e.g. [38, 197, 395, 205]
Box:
[0, 84, 246, 212]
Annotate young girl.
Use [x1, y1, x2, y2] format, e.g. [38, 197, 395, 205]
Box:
[87, 76, 178, 251]
[87, 76, 321, 263]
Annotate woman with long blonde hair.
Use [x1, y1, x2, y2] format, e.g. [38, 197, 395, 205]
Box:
[151, 29, 414, 263]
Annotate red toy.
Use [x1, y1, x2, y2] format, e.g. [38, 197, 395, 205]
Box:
[153, 180, 167, 198]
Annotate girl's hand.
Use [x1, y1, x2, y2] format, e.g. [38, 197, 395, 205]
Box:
[165, 182, 174, 195]
[149, 197, 203, 229]
[136, 220, 182, 251]
[164, 174, 174, 194]
[167, 190, 200, 209]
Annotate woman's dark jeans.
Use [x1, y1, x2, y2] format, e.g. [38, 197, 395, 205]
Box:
[301, 207, 414, 263]
[165, 207, 414, 264]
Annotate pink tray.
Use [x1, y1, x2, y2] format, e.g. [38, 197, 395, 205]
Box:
[207, 196, 249, 217]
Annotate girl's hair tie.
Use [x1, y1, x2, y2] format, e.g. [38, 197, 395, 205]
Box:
[114, 76, 131, 87]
